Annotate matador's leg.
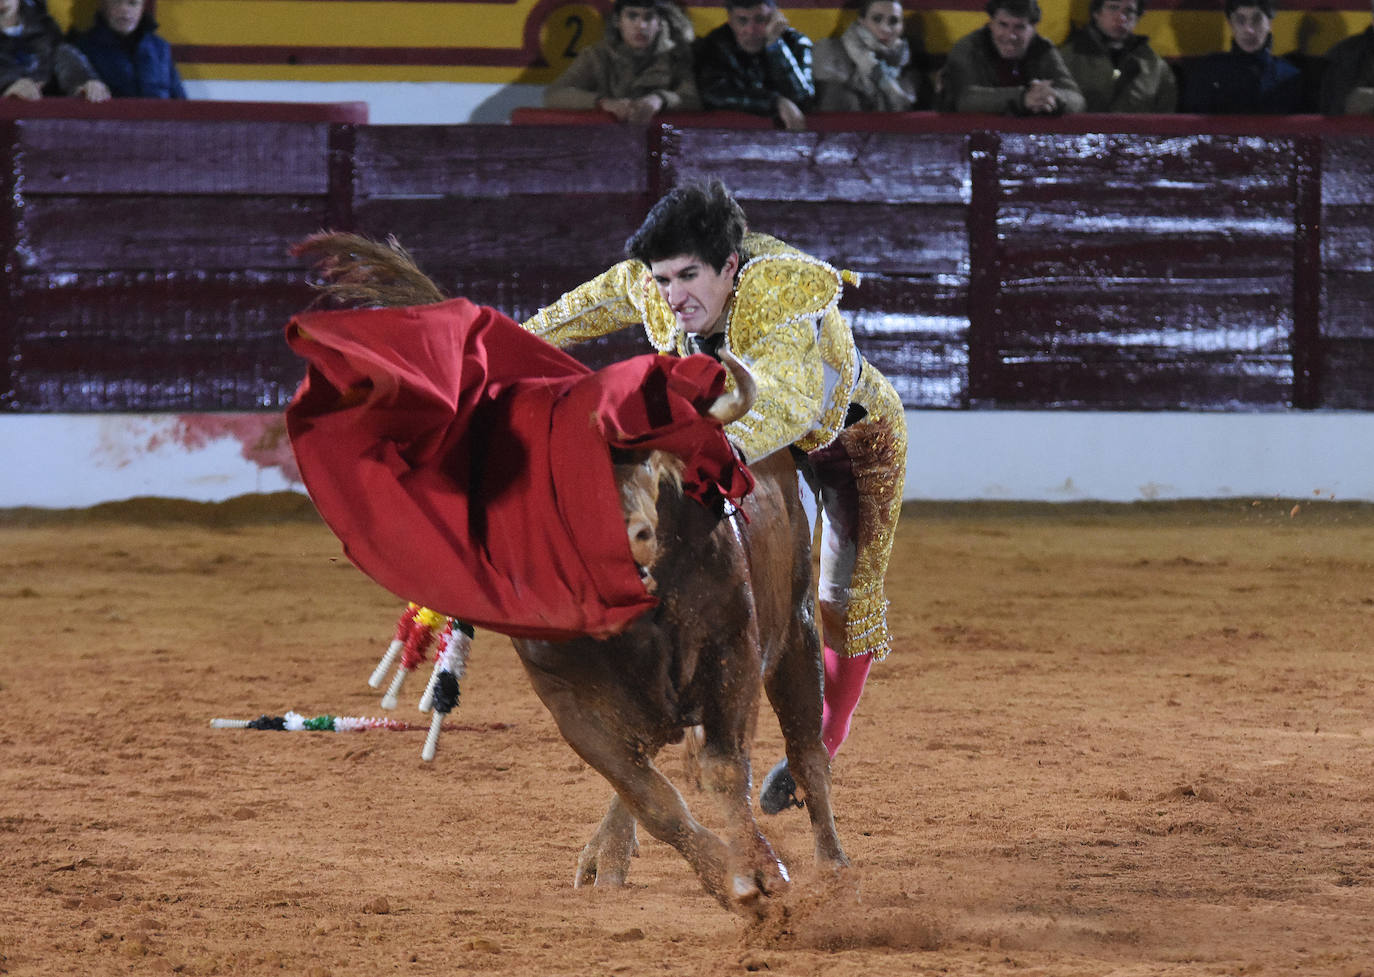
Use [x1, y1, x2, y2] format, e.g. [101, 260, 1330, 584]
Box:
[760, 364, 906, 813]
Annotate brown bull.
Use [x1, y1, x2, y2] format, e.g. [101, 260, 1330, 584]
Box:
[514, 447, 849, 909]
[290, 232, 848, 910]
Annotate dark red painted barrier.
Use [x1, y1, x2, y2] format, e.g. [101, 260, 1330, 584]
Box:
[3, 107, 1373, 413]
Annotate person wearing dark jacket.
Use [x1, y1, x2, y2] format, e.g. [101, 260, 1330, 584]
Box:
[69, 0, 186, 98]
[1179, 0, 1302, 113]
[1059, 0, 1176, 111]
[1, 0, 109, 100]
[694, 0, 814, 130]
[937, 0, 1085, 114]
[1318, 2, 1374, 115]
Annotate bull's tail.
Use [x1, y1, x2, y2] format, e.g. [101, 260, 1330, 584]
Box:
[291, 231, 446, 309]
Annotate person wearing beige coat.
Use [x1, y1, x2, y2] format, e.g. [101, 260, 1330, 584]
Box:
[544, 0, 699, 121]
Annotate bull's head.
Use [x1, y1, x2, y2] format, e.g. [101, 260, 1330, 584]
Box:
[614, 350, 756, 592]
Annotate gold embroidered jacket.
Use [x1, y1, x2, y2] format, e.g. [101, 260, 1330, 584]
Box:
[522, 233, 861, 461]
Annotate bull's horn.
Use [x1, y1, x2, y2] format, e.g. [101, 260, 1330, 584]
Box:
[708, 349, 756, 425]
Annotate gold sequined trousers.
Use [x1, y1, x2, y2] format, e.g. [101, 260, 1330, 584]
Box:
[801, 358, 906, 661]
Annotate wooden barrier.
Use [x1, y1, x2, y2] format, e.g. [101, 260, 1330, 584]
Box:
[2, 106, 1372, 413]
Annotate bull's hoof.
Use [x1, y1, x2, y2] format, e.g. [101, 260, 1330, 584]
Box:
[574, 819, 638, 888]
[759, 758, 804, 815]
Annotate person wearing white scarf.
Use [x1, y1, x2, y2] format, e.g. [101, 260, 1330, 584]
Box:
[814, 0, 921, 111]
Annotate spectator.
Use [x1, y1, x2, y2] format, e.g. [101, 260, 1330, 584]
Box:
[937, 0, 1085, 114]
[694, 0, 815, 130]
[1059, 0, 1177, 111]
[544, 0, 697, 120]
[1, 0, 110, 101]
[1318, 0, 1374, 114]
[69, 0, 186, 99]
[1179, 0, 1303, 113]
[813, 0, 928, 111]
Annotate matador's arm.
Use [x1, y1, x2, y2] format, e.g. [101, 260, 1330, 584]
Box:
[521, 260, 649, 348]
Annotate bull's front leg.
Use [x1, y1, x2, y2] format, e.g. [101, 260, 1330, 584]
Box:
[583, 749, 739, 907]
[575, 793, 639, 888]
[526, 687, 737, 906]
[693, 733, 790, 907]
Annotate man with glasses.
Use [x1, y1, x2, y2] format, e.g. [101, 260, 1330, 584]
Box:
[1059, 0, 1177, 111]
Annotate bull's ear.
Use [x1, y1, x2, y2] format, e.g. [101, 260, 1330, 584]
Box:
[707, 349, 756, 425]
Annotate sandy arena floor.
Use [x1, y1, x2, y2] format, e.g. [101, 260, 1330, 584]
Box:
[2, 494, 1373, 977]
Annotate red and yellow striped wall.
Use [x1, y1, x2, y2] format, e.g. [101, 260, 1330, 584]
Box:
[47, 0, 1374, 85]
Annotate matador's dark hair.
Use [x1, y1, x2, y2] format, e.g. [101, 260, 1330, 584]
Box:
[624, 179, 748, 272]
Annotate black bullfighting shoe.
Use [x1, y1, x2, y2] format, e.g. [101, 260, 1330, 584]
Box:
[759, 757, 804, 814]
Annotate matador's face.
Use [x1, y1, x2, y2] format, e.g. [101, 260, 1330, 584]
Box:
[649, 252, 740, 337]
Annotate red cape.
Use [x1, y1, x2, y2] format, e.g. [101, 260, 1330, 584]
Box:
[284, 297, 753, 640]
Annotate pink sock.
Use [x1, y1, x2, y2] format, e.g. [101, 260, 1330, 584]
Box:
[820, 646, 872, 758]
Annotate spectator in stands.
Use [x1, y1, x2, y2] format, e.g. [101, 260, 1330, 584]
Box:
[694, 0, 815, 130]
[937, 0, 1085, 114]
[1179, 0, 1303, 112]
[813, 0, 929, 111]
[69, 0, 186, 99]
[1, 0, 110, 100]
[544, 0, 697, 121]
[1059, 0, 1177, 111]
[1318, 0, 1374, 114]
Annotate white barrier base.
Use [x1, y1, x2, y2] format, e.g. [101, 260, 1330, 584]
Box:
[904, 410, 1374, 503]
[3, 410, 1373, 510]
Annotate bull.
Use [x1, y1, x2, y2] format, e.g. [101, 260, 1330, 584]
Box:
[515, 445, 848, 909]
[289, 233, 849, 911]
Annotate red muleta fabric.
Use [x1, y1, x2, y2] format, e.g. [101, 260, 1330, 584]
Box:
[284, 297, 753, 640]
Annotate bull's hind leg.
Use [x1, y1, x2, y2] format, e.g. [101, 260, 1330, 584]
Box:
[765, 629, 849, 871]
[575, 794, 639, 888]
